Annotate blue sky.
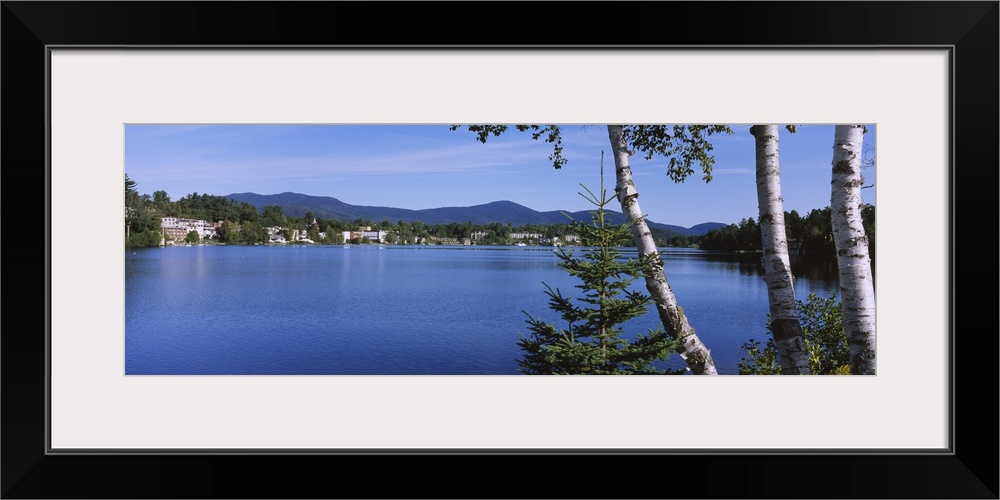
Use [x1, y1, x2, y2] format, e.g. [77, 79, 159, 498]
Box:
[125, 124, 876, 228]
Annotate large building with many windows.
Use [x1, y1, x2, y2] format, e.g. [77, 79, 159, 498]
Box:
[160, 217, 216, 241]
[508, 232, 542, 241]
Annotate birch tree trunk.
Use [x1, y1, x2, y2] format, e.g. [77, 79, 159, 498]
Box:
[830, 125, 877, 375]
[751, 125, 811, 374]
[607, 125, 718, 375]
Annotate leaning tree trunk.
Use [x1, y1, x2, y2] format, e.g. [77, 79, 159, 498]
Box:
[607, 125, 718, 375]
[751, 125, 811, 374]
[830, 125, 877, 375]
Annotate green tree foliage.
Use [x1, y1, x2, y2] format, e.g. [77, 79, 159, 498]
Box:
[517, 163, 681, 375]
[152, 190, 172, 214]
[261, 205, 286, 227]
[452, 125, 567, 169]
[738, 293, 851, 375]
[185, 230, 200, 244]
[124, 173, 140, 237]
[697, 217, 761, 252]
[126, 228, 162, 247]
[621, 125, 732, 182]
[242, 220, 269, 244]
[125, 173, 138, 193]
[171, 192, 259, 224]
[798, 207, 836, 255]
[125, 173, 162, 247]
[861, 204, 875, 263]
[217, 220, 240, 244]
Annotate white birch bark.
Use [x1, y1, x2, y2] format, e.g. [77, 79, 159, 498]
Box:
[607, 125, 718, 375]
[830, 125, 876, 375]
[751, 125, 811, 375]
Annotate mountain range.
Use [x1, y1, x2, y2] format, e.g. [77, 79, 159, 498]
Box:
[226, 192, 727, 237]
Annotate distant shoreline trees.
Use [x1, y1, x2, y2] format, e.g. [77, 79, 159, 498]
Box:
[697, 205, 875, 256]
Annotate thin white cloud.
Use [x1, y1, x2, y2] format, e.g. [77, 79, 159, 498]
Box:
[132, 137, 554, 177]
[712, 168, 755, 175]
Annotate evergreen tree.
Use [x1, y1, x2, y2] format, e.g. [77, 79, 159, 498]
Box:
[517, 154, 681, 375]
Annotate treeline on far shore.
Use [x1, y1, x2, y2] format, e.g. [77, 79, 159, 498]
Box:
[697, 205, 875, 257]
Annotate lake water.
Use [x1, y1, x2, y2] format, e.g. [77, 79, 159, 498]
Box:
[125, 245, 840, 375]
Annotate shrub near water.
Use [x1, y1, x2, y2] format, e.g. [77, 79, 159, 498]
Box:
[739, 292, 851, 375]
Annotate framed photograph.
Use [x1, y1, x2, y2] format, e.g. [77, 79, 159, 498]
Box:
[4, 2, 996, 498]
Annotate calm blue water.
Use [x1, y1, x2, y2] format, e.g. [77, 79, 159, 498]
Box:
[125, 245, 839, 375]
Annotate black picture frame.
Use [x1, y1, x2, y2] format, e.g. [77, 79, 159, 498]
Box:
[3, 2, 997, 498]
